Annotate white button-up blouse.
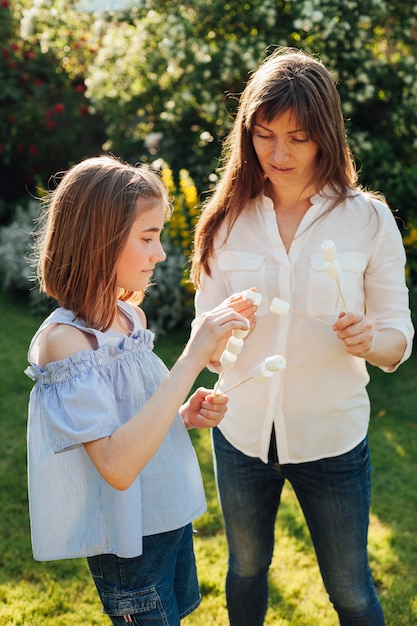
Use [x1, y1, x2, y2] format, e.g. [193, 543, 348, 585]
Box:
[195, 191, 414, 464]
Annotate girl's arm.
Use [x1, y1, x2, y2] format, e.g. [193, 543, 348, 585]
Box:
[41, 305, 249, 491]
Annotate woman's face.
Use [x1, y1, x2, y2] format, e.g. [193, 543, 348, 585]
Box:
[252, 109, 319, 194]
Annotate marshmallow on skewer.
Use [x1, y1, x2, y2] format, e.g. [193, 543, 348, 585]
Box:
[270, 297, 290, 316]
[265, 355, 286, 371]
[221, 354, 286, 393]
[226, 335, 244, 355]
[324, 259, 342, 278]
[321, 239, 337, 262]
[232, 327, 249, 340]
[251, 361, 275, 383]
[243, 289, 263, 307]
[220, 350, 238, 370]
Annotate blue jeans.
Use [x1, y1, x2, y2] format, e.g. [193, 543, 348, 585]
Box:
[212, 427, 385, 626]
[87, 524, 200, 625]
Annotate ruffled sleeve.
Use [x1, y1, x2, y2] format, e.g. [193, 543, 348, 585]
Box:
[25, 332, 159, 453]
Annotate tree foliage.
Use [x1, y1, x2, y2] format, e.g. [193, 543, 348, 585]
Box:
[1, 0, 417, 322]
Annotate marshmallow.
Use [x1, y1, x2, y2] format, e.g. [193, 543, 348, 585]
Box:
[321, 240, 337, 262]
[232, 327, 249, 340]
[220, 350, 237, 370]
[325, 259, 341, 278]
[270, 297, 290, 316]
[226, 336, 244, 355]
[265, 355, 286, 371]
[243, 290, 262, 307]
[251, 362, 274, 383]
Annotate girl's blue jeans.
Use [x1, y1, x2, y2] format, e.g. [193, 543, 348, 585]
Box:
[87, 524, 200, 625]
[212, 427, 385, 626]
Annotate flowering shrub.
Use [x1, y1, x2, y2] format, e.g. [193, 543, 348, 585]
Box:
[2, 0, 417, 326]
[0, 0, 105, 213]
[142, 162, 200, 333]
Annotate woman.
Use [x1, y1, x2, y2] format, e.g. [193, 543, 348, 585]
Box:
[191, 47, 414, 625]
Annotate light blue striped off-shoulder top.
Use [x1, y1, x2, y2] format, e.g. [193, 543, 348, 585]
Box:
[25, 301, 206, 561]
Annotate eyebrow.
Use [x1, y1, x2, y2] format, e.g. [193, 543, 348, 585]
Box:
[254, 122, 306, 134]
[141, 226, 162, 233]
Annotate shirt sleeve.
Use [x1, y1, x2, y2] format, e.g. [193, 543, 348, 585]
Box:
[365, 202, 414, 370]
[31, 360, 120, 453]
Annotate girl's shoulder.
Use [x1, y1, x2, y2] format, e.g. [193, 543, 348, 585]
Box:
[38, 323, 96, 370]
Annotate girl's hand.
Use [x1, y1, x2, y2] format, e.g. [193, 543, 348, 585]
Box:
[215, 290, 258, 338]
[333, 311, 373, 358]
[180, 387, 229, 429]
[187, 305, 250, 370]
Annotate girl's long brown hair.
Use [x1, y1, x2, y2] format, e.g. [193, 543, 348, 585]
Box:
[35, 155, 170, 330]
[191, 47, 359, 286]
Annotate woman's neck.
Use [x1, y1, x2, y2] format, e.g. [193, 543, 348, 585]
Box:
[264, 182, 316, 252]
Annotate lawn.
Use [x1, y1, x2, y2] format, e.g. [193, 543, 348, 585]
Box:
[0, 291, 416, 625]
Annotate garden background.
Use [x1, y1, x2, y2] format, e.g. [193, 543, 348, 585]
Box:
[0, 1, 416, 624]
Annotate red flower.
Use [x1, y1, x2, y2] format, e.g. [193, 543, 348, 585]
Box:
[28, 145, 38, 156]
[34, 78, 44, 87]
[47, 121, 56, 129]
[1, 1, 10, 8]
[54, 103, 64, 114]
[76, 84, 85, 92]
[0, 145, 5, 154]
[79, 105, 89, 116]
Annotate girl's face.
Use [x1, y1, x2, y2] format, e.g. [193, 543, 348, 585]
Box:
[252, 109, 319, 194]
[116, 200, 166, 293]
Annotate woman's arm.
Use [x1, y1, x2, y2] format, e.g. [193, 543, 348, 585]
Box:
[333, 311, 407, 369]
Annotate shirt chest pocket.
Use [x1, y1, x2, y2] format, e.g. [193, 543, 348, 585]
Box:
[307, 252, 367, 317]
[218, 250, 269, 315]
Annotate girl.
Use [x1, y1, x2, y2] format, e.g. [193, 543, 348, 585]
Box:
[191, 48, 414, 625]
[25, 155, 252, 625]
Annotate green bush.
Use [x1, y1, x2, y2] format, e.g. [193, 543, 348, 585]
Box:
[0, 0, 105, 212]
[1, 0, 417, 319]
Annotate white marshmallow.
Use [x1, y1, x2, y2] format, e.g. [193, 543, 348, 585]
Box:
[243, 290, 263, 307]
[321, 240, 337, 262]
[269, 297, 290, 316]
[226, 336, 244, 355]
[220, 350, 238, 370]
[265, 355, 286, 371]
[232, 327, 249, 340]
[251, 362, 274, 383]
[325, 259, 341, 278]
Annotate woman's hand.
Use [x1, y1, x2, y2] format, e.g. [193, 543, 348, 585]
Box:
[333, 311, 373, 358]
[333, 311, 406, 368]
[180, 387, 229, 429]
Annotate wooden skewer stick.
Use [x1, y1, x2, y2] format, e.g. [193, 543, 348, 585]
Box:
[291, 309, 333, 326]
[213, 370, 225, 395]
[335, 277, 349, 312]
[222, 377, 252, 394]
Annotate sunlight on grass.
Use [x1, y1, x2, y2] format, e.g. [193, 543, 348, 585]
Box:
[0, 294, 416, 625]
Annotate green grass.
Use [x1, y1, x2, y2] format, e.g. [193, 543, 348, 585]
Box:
[0, 291, 416, 625]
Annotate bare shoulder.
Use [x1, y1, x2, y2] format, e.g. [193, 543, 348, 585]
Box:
[38, 323, 97, 368]
[136, 307, 147, 329]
